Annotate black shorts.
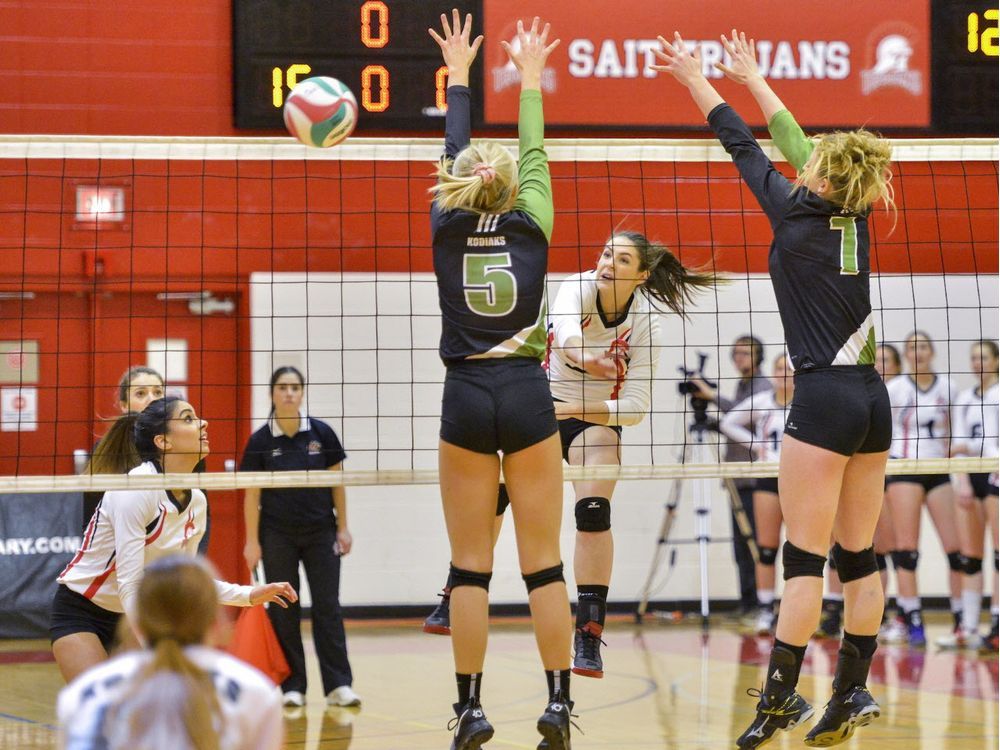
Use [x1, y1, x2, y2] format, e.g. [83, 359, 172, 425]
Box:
[49, 584, 121, 652]
[786, 365, 891, 457]
[970, 472, 999, 499]
[557, 417, 623, 463]
[755, 477, 779, 494]
[884, 473, 951, 493]
[440, 358, 558, 455]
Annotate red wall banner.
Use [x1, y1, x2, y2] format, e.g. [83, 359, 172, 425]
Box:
[483, 0, 930, 129]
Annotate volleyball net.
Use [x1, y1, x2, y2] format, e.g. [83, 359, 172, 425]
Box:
[0, 135, 996, 493]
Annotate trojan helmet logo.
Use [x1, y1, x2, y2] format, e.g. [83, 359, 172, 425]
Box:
[861, 33, 922, 95]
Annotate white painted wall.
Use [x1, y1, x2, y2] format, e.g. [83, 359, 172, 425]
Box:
[249, 272, 998, 606]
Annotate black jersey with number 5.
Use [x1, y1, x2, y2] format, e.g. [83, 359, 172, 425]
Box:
[431, 86, 553, 366]
[708, 104, 876, 372]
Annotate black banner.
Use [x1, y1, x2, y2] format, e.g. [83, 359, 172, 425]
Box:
[0, 492, 82, 638]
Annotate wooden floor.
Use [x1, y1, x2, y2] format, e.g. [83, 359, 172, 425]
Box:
[2, 614, 995, 749]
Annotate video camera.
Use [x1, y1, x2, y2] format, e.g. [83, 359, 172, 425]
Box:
[677, 352, 717, 428]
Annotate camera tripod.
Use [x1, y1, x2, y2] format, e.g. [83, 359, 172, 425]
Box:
[635, 399, 759, 628]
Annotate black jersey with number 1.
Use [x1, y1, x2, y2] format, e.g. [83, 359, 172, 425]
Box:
[431, 85, 553, 366]
[707, 103, 876, 372]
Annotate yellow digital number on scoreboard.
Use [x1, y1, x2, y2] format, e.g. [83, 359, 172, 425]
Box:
[968, 9, 999, 56]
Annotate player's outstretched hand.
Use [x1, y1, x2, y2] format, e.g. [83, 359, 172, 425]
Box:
[649, 32, 704, 87]
[249, 581, 298, 608]
[429, 8, 483, 73]
[716, 29, 760, 84]
[501, 17, 560, 85]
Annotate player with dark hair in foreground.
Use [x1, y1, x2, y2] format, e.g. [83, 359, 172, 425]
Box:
[654, 30, 894, 747]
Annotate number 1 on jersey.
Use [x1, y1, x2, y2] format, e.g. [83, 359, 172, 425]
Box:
[830, 216, 859, 275]
[464, 253, 517, 317]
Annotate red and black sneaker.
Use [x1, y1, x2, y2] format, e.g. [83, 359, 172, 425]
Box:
[572, 622, 606, 678]
[423, 587, 451, 635]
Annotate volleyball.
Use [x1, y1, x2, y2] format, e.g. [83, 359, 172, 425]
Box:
[283, 76, 357, 148]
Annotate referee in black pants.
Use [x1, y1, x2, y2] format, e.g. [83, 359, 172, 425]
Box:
[241, 366, 359, 709]
[691, 335, 771, 618]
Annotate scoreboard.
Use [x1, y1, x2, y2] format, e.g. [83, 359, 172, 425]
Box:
[232, 0, 998, 134]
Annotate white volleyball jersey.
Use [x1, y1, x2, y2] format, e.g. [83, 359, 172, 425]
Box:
[720, 390, 791, 464]
[952, 382, 999, 459]
[58, 644, 283, 750]
[887, 374, 957, 459]
[58, 462, 251, 619]
[546, 271, 661, 426]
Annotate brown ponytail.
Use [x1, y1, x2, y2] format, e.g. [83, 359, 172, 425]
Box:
[104, 555, 221, 750]
[85, 413, 141, 475]
[614, 231, 721, 318]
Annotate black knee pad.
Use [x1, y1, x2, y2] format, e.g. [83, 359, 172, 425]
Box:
[782, 541, 827, 580]
[449, 564, 492, 592]
[827, 550, 837, 572]
[758, 546, 778, 566]
[831, 543, 879, 583]
[995, 549, 999, 572]
[496, 484, 510, 516]
[947, 551, 965, 573]
[575, 497, 611, 532]
[891, 549, 919, 572]
[875, 553, 888, 572]
[965, 556, 983, 576]
[522, 563, 565, 593]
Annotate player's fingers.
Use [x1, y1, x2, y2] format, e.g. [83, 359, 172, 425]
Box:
[451, 8, 461, 35]
[428, 28, 446, 47]
[470, 35, 484, 57]
[543, 38, 561, 55]
[462, 11, 472, 39]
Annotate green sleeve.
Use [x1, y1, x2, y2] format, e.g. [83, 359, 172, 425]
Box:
[767, 109, 814, 172]
[513, 90, 553, 242]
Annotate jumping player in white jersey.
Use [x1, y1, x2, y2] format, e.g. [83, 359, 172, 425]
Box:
[884, 331, 962, 646]
[58, 555, 283, 750]
[547, 230, 716, 677]
[721, 354, 793, 636]
[943, 339, 999, 650]
[50, 396, 296, 683]
[658, 30, 895, 747]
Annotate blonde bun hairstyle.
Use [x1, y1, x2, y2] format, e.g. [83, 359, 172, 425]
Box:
[796, 129, 895, 217]
[430, 141, 518, 214]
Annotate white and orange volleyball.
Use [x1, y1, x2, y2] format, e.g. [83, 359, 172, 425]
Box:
[283, 76, 357, 148]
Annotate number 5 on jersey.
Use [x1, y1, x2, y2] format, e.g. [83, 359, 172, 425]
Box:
[464, 253, 517, 317]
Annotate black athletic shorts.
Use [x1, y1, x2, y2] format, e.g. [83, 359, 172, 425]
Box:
[50, 584, 121, 652]
[755, 477, 779, 494]
[785, 365, 891, 457]
[884, 473, 951, 493]
[557, 416, 622, 463]
[440, 358, 558, 455]
[970, 472, 999, 499]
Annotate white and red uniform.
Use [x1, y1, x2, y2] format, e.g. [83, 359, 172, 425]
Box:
[887, 374, 957, 459]
[546, 271, 661, 426]
[58, 461, 251, 620]
[720, 390, 791, 464]
[57, 645, 282, 750]
[951, 382, 1000, 460]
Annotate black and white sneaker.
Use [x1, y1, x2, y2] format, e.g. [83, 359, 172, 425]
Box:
[536, 690, 576, 750]
[736, 688, 814, 749]
[803, 686, 880, 747]
[448, 697, 493, 750]
[424, 587, 451, 635]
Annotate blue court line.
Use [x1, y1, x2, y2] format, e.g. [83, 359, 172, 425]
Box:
[0, 712, 56, 730]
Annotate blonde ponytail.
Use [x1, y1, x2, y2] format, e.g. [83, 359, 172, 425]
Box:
[430, 141, 519, 214]
[796, 130, 895, 218]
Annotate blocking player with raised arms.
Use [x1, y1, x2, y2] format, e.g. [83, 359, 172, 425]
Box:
[547, 230, 715, 676]
[50, 396, 296, 684]
[428, 12, 574, 750]
[655, 30, 895, 748]
[884, 331, 962, 646]
[946, 339, 999, 650]
[57, 555, 283, 750]
[720, 353, 793, 636]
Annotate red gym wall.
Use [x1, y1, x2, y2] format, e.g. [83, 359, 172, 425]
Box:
[1, 3, 997, 585]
